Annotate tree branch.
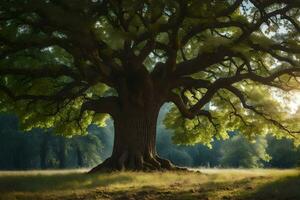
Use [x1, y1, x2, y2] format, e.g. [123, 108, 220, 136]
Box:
[224, 85, 299, 136]
[80, 96, 120, 118]
[0, 65, 79, 79]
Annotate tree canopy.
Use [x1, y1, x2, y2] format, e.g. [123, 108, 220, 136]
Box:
[0, 0, 300, 146]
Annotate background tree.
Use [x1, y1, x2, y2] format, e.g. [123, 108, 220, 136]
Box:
[266, 135, 300, 168]
[1, 113, 299, 169]
[88, 123, 114, 160]
[40, 131, 51, 169]
[0, 0, 300, 172]
[219, 134, 270, 168]
[72, 134, 103, 167]
[0, 114, 103, 169]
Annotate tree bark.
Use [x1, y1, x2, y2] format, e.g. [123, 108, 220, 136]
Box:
[89, 106, 175, 173]
[88, 67, 182, 173]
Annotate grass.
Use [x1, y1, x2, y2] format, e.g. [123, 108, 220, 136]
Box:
[0, 168, 299, 200]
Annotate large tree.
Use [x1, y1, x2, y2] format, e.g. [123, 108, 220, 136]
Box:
[0, 0, 300, 172]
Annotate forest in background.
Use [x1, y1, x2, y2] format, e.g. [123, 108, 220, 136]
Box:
[1, 105, 300, 170]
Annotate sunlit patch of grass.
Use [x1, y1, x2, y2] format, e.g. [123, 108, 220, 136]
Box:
[0, 170, 206, 192]
[0, 168, 299, 200]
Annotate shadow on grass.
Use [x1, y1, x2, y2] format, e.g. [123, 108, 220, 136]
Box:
[108, 175, 300, 200]
[0, 172, 133, 192]
[106, 176, 258, 200]
[237, 175, 300, 200]
[157, 175, 300, 200]
[1, 171, 299, 200]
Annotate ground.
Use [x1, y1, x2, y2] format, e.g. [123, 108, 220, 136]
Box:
[0, 169, 299, 200]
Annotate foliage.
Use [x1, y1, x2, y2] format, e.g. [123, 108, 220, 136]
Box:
[266, 135, 300, 168]
[219, 134, 271, 168]
[0, 0, 299, 148]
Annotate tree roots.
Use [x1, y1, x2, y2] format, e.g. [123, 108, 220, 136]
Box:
[88, 153, 186, 173]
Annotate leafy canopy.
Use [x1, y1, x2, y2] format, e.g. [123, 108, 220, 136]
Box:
[0, 0, 300, 144]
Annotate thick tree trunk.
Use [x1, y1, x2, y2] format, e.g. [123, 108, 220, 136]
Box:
[89, 107, 175, 173]
[88, 67, 182, 173]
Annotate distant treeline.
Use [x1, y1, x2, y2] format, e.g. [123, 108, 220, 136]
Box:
[0, 114, 299, 170]
[157, 131, 300, 168]
[0, 115, 106, 169]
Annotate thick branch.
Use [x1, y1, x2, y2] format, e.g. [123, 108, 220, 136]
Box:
[167, 92, 213, 120]
[171, 65, 300, 120]
[174, 47, 230, 77]
[81, 96, 120, 118]
[0, 65, 79, 79]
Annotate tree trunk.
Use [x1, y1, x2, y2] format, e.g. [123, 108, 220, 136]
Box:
[40, 133, 50, 169]
[40, 136, 48, 169]
[58, 137, 67, 169]
[89, 106, 175, 173]
[88, 68, 182, 173]
[76, 143, 84, 168]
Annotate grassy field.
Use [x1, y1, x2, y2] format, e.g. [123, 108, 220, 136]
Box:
[0, 168, 299, 200]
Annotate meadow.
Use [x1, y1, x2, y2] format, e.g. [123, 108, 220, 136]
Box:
[0, 169, 299, 200]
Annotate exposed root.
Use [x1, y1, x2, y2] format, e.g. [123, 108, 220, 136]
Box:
[88, 158, 113, 174]
[88, 154, 187, 173]
[156, 156, 188, 171]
